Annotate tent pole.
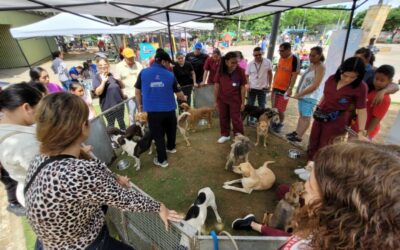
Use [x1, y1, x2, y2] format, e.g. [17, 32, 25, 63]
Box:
[341, 0, 357, 62]
[267, 12, 281, 61]
[166, 11, 174, 60]
[15, 39, 31, 69]
[184, 28, 188, 53]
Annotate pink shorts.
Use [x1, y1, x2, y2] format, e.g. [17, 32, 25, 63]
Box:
[272, 89, 289, 113]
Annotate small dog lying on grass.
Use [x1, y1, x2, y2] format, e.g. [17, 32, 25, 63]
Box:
[180, 103, 214, 132]
[263, 182, 305, 232]
[225, 134, 252, 171]
[179, 187, 222, 248]
[223, 161, 276, 194]
[107, 125, 152, 171]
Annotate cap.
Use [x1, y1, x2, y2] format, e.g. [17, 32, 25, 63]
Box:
[155, 51, 172, 63]
[194, 42, 203, 49]
[122, 48, 135, 58]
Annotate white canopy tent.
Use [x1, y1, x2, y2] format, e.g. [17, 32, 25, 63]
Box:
[10, 13, 138, 38]
[10, 13, 215, 39]
[1, 0, 356, 24]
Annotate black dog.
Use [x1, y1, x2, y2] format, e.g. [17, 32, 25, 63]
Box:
[241, 105, 279, 122]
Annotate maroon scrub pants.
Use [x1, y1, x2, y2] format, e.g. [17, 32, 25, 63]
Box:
[218, 100, 244, 136]
[307, 114, 348, 160]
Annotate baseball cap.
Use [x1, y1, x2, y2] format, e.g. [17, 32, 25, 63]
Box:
[122, 48, 135, 58]
[155, 51, 172, 63]
[194, 42, 203, 49]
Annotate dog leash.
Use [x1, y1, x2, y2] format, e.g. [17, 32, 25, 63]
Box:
[273, 92, 318, 106]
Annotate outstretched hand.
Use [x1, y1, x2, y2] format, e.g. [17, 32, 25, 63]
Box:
[159, 204, 183, 231]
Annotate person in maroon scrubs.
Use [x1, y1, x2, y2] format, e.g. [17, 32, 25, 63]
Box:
[214, 51, 247, 144]
[307, 57, 368, 161]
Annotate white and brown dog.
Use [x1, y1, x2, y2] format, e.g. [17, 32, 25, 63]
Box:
[223, 161, 276, 194]
[107, 125, 152, 171]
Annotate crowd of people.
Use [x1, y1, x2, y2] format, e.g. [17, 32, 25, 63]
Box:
[0, 39, 399, 250]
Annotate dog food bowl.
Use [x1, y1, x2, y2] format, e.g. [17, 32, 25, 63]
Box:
[288, 149, 301, 159]
[117, 159, 130, 170]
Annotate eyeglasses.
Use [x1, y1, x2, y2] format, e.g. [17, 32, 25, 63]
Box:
[253, 54, 262, 57]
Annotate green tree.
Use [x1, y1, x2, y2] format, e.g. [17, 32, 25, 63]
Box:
[383, 7, 400, 31]
[353, 10, 367, 28]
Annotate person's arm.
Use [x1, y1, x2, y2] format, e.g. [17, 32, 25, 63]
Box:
[173, 78, 186, 101]
[240, 84, 246, 111]
[134, 72, 143, 112]
[294, 65, 325, 99]
[94, 73, 108, 96]
[214, 82, 220, 109]
[202, 70, 209, 86]
[267, 69, 273, 90]
[356, 108, 368, 137]
[191, 71, 197, 86]
[70, 73, 79, 80]
[372, 83, 399, 106]
[286, 57, 300, 96]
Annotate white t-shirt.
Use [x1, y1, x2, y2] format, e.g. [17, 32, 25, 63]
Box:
[245, 58, 272, 90]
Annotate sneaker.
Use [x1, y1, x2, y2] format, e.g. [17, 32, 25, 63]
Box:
[217, 136, 231, 144]
[286, 131, 297, 137]
[153, 158, 169, 168]
[287, 134, 302, 142]
[7, 203, 25, 216]
[232, 214, 256, 230]
[294, 168, 308, 175]
[274, 123, 284, 133]
[299, 172, 310, 181]
[166, 148, 177, 153]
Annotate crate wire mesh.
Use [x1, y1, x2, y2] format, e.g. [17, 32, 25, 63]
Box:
[107, 184, 197, 250]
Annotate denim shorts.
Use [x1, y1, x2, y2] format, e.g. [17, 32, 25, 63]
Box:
[298, 98, 317, 117]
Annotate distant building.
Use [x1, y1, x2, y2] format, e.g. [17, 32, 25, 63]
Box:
[0, 11, 57, 69]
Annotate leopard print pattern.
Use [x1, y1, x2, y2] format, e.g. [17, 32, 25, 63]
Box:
[25, 155, 161, 249]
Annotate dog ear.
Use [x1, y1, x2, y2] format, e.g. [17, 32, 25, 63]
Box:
[117, 136, 126, 145]
[184, 206, 200, 221]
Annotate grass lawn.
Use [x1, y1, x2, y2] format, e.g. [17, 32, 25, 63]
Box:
[109, 118, 305, 235]
[21, 217, 36, 250]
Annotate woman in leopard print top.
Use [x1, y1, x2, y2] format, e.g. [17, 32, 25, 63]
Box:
[25, 93, 181, 249]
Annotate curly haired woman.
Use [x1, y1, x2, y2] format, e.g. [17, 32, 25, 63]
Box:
[279, 141, 400, 250]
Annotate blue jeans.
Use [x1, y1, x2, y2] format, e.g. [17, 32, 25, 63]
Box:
[61, 80, 72, 91]
[247, 88, 267, 109]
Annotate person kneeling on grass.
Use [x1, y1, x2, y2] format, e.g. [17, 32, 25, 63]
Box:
[26, 93, 182, 250]
[351, 65, 395, 140]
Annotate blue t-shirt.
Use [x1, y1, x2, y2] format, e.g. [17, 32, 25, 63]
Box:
[69, 67, 79, 77]
[135, 64, 180, 112]
[261, 40, 267, 51]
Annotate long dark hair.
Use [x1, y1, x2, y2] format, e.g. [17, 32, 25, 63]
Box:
[29, 66, 46, 82]
[219, 51, 237, 75]
[0, 83, 42, 111]
[334, 57, 365, 88]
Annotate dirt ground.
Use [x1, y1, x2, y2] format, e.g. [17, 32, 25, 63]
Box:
[110, 118, 305, 236]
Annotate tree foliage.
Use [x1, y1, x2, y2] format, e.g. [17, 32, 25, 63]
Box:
[352, 7, 400, 31]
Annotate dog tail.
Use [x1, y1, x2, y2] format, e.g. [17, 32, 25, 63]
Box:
[263, 161, 275, 168]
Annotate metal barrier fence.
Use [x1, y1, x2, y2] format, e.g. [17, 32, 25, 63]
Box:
[87, 95, 288, 250]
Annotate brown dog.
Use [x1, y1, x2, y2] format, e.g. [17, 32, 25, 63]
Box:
[223, 161, 276, 194]
[255, 108, 278, 147]
[263, 182, 305, 232]
[180, 103, 214, 132]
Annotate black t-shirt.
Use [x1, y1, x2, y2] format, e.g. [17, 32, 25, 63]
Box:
[173, 62, 194, 86]
[185, 52, 208, 83]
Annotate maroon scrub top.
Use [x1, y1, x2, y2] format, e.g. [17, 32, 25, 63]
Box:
[204, 57, 220, 84]
[319, 75, 367, 113]
[215, 67, 247, 103]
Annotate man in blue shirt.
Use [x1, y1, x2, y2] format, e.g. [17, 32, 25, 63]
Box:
[135, 50, 186, 168]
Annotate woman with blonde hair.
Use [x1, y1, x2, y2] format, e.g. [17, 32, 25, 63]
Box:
[279, 141, 400, 249]
[93, 58, 127, 130]
[25, 93, 181, 249]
